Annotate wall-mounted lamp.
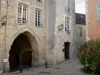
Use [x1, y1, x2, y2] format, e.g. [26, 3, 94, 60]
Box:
[58, 24, 64, 31]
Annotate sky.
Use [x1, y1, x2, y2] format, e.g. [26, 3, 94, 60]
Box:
[75, 0, 86, 14]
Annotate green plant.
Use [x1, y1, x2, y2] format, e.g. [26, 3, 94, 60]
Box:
[77, 39, 100, 74]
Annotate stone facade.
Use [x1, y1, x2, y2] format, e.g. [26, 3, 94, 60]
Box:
[75, 24, 86, 54]
[86, 0, 100, 40]
[46, 0, 76, 63]
[0, 0, 47, 72]
[0, 0, 75, 72]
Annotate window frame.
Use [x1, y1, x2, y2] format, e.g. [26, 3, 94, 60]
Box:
[18, 2, 28, 24]
[35, 8, 43, 27]
[65, 17, 71, 33]
[96, 2, 100, 21]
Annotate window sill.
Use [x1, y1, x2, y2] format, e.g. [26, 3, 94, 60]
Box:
[18, 23, 28, 25]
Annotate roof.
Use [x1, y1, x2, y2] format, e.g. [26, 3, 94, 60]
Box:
[76, 13, 86, 25]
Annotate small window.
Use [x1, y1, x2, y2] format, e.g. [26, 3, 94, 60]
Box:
[37, 0, 42, 3]
[79, 27, 82, 37]
[18, 3, 28, 24]
[96, 2, 100, 21]
[35, 8, 42, 27]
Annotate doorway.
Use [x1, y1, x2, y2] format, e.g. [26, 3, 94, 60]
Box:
[9, 34, 33, 72]
[64, 42, 70, 60]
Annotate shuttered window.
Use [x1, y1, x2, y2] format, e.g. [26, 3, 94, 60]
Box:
[96, 2, 100, 21]
[65, 17, 71, 33]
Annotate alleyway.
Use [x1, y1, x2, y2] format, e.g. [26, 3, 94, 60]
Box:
[1, 60, 92, 75]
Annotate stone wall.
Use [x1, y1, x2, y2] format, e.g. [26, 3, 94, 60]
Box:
[0, 0, 75, 72]
[75, 24, 86, 57]
[0, 0, 47, 72]
[46, 0, 76, 64]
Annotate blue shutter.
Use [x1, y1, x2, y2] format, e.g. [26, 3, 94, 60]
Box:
[65, 17, 71, 33]
[96, 2, 100, 21]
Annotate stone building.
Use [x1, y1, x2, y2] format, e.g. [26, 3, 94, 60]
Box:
[0, 0, 75, 72]
[86, 0, 100, 40]
[47, 0, 76, 63]
[75, 13, 86, 55]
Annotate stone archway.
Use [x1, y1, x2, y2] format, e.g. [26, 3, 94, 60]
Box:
[9, 32, 39, 72]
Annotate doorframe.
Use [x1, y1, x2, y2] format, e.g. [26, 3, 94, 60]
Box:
[64, 42, 70, 60]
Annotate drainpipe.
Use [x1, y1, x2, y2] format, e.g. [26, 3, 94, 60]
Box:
[85, 0, 88, 42]
[3, 0, 8, 72]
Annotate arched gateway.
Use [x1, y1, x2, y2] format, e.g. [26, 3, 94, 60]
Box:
[9, 31, 39, 72]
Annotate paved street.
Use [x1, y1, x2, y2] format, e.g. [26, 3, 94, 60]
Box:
[1, 60, 92, 75]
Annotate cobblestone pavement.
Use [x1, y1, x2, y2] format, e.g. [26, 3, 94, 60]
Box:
[1, 60, 93, 75]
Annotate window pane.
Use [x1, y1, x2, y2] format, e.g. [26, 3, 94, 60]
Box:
[97, 14, 100, 20]
[35, 8, 42, 27]
[18, 3, 22, 23]
[97, 9, 100, 14]
[18, 3, 28, 24]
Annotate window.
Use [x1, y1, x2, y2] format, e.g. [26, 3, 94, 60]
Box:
[65, 0, 70, 13]
[79, 27, 82, 37]
[35, 8, 42, 27]
[37, 0, 42, 3]
[65, 17, 71, 33]
[96, 2, 100, 21]
[18, 3, 28, 24]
